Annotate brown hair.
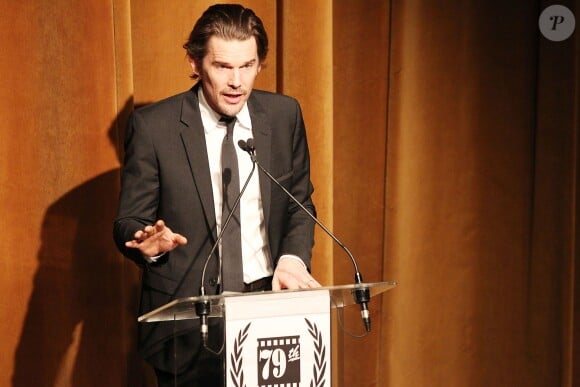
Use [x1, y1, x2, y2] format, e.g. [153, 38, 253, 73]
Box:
[183, 4, 268, 79]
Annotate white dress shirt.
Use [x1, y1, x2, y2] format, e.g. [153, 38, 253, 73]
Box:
[198, 89, 274, 283]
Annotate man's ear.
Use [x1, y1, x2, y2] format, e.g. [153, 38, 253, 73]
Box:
[188, 57, 200, 78]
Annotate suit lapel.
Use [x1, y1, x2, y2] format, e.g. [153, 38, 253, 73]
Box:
[178, 88, 272, 240]
[248, 94, 272, 231]
[179, 85, 217, 238]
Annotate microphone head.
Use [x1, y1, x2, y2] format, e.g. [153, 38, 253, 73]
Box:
[237, 139, 248, 151]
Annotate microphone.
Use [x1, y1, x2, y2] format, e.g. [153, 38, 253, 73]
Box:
[196, 155, 257, 345]
[238, 138, 372, 332]
[238, 139, 256, 162]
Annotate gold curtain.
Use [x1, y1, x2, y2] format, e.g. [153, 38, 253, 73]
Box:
[0, 1, 577, 386]
[384, 2, 578, 386]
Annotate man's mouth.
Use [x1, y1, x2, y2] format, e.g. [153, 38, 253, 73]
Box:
[223, 92, 244, 104]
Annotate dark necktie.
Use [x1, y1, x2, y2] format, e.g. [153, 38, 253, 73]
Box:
[220, 116, 244, 292]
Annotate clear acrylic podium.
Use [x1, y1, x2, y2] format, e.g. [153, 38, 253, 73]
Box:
[139, 281, 397, 386]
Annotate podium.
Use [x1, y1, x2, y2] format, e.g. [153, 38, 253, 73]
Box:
[139, 281, 396, 386]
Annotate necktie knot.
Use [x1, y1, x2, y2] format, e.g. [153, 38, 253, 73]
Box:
[221, 116, 236, 138]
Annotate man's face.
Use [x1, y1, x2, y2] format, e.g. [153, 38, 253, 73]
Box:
[191, 36, 261, 117]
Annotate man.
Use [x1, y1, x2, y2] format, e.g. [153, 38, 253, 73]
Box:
[113, 4, 320, 386]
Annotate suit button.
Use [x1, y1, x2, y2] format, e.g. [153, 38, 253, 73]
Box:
[209, 277, 218, 286]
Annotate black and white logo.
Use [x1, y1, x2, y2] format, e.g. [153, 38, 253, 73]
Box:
[257, 336, 301, 386]
[229, 318, 328, 387]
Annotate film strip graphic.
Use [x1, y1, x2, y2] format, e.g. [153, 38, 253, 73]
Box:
[257, 335, 301, 387]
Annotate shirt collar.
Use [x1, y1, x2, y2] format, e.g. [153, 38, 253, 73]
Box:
[197, 87, 252, 133]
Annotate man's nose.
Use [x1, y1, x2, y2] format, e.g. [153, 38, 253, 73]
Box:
[228, 69, 241, 88]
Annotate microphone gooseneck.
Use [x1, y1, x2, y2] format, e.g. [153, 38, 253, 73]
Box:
[196, 153, 257, 345]
[238, 138, 371, 332]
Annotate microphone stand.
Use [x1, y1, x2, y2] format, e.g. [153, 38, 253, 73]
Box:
[196, 160, 257, 346]
[238, 139, 371, 332]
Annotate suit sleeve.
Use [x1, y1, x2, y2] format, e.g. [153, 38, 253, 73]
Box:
[113, 111, 161, 265]
[276, 101, 316, 269]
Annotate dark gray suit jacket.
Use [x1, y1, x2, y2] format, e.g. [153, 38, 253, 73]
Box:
[113, 84, 315, 372]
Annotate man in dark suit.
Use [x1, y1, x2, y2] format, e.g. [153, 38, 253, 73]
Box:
[113, 4, 320, 386]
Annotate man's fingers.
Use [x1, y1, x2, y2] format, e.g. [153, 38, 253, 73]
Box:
[271, 258, 322, 290]
[125, 240, 139, 248]
[300, 276, 319, 288]
[134, 227, 155, 241]
[144, 225, 157, 236]
[133, 230, 144, 240]
[307, 278, 321, 288]
[173, 233, 188, 245]
[134, 222, 166, 241]
[153, 220, 166, 233]
[273, 272, 319, 290]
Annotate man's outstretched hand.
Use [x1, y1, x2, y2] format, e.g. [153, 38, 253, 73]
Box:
[125, 220, 187, 257]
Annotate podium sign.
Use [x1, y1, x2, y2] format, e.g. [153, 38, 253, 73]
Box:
[138, 282, 397, 387]
[224, 290, 331, 387]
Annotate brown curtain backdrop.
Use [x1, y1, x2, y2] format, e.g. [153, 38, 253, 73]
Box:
[0, 1, 577, 386]
[384, 2, 578, 386]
